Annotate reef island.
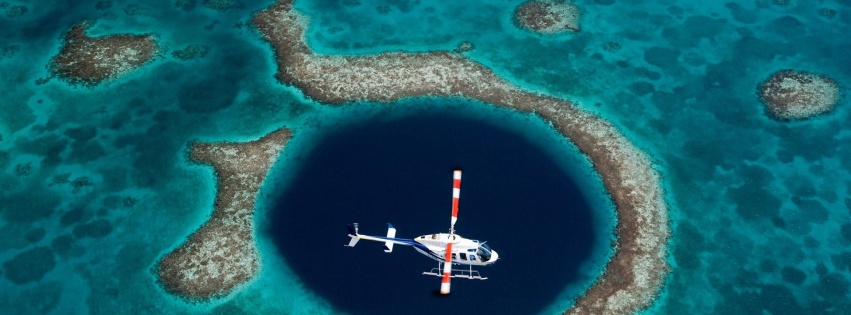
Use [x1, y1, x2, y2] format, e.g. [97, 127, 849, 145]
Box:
[49, 21, 159, 87]
[157, 129, 292, 299]
[514, 0, 581, 34]
[157, 0, 670, 314]
[759, 70, 840, 121]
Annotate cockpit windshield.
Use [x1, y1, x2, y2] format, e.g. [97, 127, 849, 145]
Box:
[477, 242, 493, 261]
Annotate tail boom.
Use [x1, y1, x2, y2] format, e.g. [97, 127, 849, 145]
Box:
[344, 223, 410, 253]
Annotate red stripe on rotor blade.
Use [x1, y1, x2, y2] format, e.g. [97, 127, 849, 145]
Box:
[451, 171, 461, 218]
[442, 273, 451, 283]
[451, 198, 459, 218]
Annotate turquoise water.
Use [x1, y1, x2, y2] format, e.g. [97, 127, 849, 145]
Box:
[1, 0, 850, 314]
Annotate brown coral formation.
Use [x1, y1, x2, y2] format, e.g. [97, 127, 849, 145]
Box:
[50, 21, 158, 87]
[759, 70, 840, 120]
[171, 44, 211, 61]
[514, 0, 581, 34]
[454, 41, 475, 54]
[251, 1, 668, 314]
[156, 129, 292, 300]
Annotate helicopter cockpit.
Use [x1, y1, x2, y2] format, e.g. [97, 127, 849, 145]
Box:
[476, 242, 493, 262]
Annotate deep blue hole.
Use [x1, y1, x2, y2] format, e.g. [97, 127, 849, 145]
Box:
[268, 107, 600, 314]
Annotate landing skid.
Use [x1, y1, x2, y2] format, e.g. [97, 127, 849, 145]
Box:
[422, 265, 488, 280]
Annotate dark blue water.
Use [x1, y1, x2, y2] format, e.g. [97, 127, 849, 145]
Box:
[268, 107, 599, 315]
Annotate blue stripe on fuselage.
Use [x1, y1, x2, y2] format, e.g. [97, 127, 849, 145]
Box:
[368, 236, 442, 260]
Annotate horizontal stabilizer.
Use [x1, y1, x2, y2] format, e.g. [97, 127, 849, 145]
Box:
[345, 223, 359, 247]
[345, 222, 415, 252]
[346, 236, 359, 247]
[384, 223, 397, 253]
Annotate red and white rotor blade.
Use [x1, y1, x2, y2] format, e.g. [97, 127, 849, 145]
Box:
[440, 242, 453, 294]
[450, 170, 461, 233]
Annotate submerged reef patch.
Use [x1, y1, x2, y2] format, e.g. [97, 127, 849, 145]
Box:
[759, 70, 840, 121]
[514, 0, 581, 34]
[3, 4, 27, 18]
[94, 1, 112, 10]
[3, 246, 56, 284]
[203, 0, 242, 11]
[72, 219, 113, 239]
[177, 77, 238, 113]
[175, 0, 196, 11]
[171, 44, 211, 61]
[49, 21, 159, 87]
[156, 129, 291, 300]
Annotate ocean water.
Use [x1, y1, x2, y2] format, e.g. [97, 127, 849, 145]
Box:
[0, 0, 849, 314]
[263, 100, 613, 315]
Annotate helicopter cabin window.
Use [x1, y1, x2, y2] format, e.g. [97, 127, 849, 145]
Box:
[478, 243, 493, 261]
[452, 253, 457, 260]
[470, 255, 476, 261]
[460, 253, 467, 260]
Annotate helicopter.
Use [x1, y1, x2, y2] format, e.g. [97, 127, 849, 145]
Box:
[345, 170, 499, 294]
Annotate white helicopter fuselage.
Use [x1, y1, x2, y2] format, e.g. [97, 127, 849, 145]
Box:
[413, 233, 498, 266]
[348, 229, 499, 267]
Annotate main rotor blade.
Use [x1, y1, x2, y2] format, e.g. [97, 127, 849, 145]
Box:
[450, 170, 461, 234]
[440, 242, 453, 294]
